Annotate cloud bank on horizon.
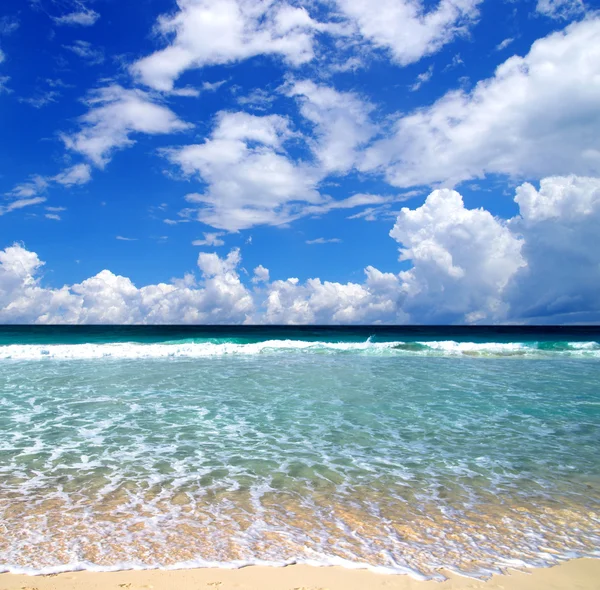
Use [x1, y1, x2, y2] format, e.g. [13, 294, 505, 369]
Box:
[0, 0, 599, 324]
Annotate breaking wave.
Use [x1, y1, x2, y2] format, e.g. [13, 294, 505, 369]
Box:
[0, 339, 599, 360]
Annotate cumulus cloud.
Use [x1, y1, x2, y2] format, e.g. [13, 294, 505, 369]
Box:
[506, 175, 600, 322]
[3, 176, 599, 324]
[166, 111, 324, 231]
[536, 0, 586, 20]
[0, 245, 253, 324]
[286, 80, 375, 174]
[62, 85, 191, 167]
[130, 0, 324, 92]
[390, 189, 525, 323]
[258, 268, 408, 324]
[334, 0, 481, 66]
[165, 80, 387, 231]
[252, 265, 270, 283]
[362, 17, 600, 187]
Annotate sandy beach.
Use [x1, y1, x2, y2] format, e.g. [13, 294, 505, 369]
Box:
[2, 559, 599, 590]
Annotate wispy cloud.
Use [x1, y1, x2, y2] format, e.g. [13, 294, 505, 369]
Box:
[53, 163, 92, 186]
[0, 16, 20, 35]
[53, 7, 99, 27]
[0, 197, 47, 216]
[6, 176, 49, 199]
[192, 232, 226, 247]
[0, 75, 10, 94]
[410, 65, 434, 91]
[19, 90, 61, 109]
[63, 40, 104, 65]
[116, 236, 138, 241]
[306, 237, 342, 244]
[496, 37, 514, 51]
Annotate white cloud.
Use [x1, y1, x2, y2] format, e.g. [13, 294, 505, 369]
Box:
[166, 111, 324, 231]
[0, 75, 10, 94]
[6, 176, 49, 198]
[237, 88, 277, 111]
[0, 245, 254, 324]
[306, 237, 342, 244]
[304, 192, 413, 217]
[166, 105, 390, 231]
[53, 8, 100, 26]
[0, 48, 5, 64]
[131, 0, 323, 92]
[410, 65, 434, 91]
[168, 80, 228, 97]
[252, 264, 270, 283]
[506, 175, 600, 322]
[45, 213, 61, 221]
[62, 85, 191, 167]
[258, 268, 408, 324]
[496, 37, 514, 51]
[536, 0, 586, 20]
[3, 177, 599, 324]
[4, 166, 89, 218]
[202, 80, 228, 92]
[63, 40, 105, 64]
[286, 80, 375, 174]
[0, 197, 47, 216]
[334, 0, 481, 66]
[362, 17, 600, 188]
[390, 188, 525, 323]
[53, 163, 92, 186]
[19, 90, 61, 109]
[0, 16, 20, 35]
[116, 236, 138, 241]
[192, 232, 225, 246]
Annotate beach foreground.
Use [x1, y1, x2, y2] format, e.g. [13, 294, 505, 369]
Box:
[2, 560, 600, 590]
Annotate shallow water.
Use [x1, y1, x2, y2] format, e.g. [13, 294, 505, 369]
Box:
[0, 327, 599, 578]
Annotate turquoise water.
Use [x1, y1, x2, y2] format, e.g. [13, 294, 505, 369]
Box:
[0, 327, 599, 578]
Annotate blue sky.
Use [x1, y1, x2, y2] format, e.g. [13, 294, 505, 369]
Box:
[1, 0, 599, 324]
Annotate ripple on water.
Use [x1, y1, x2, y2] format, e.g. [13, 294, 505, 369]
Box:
[0, 353, 598, 577]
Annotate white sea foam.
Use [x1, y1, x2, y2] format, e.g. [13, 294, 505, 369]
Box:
[0, 555, 430, 579]
[0, 339, 598, 360]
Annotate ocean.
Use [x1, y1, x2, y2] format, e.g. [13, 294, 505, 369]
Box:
[0, 326, 599, 579]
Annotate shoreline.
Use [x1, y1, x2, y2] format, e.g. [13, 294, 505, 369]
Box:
[1, 559, 599, 590]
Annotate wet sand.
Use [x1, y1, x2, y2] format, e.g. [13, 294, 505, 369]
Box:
[1, 559, 599, 590]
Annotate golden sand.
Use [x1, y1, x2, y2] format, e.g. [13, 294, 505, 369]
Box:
[1, 559, 599, 590]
